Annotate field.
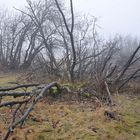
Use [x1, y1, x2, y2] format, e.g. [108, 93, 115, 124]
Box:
[0, 73, 140, 140]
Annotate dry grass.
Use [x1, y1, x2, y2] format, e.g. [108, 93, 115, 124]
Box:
[0, 73, 140, 140]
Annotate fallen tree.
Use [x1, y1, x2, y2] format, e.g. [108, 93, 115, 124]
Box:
[0, 82, 60, 140]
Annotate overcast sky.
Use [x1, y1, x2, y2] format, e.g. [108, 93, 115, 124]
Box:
[0, 0, 140, 39]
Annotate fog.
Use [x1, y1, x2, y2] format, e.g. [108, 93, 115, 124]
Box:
[0, 0, 140, 38]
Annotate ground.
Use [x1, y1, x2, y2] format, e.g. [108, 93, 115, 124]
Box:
[0, 73, 140, 140]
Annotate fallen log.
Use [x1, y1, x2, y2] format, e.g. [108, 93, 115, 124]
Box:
[0, 92, 32, 97]
[0, 84, 39, 92]
[2, 82, 60, 140]
[0, 98, 31, 108]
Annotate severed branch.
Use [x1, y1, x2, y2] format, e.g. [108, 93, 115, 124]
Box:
[0, 98, 31, 108]
[0, 92, 32, 98]
[104, 81, 113, 105]
[12, 104, 22, 124]
[2, 82, 60, 140]
[0, 84, 39, 92]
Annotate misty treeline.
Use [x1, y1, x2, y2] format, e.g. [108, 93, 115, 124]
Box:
[0, 1, 140, 139]
[0, 0, 140, 91]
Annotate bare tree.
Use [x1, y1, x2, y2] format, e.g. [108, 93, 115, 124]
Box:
[54, 0, 76, 82]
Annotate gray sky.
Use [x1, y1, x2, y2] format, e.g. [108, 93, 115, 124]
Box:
[0, 0, 140, 39]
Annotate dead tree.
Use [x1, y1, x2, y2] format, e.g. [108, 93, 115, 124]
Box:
[0, 82, 60, 140]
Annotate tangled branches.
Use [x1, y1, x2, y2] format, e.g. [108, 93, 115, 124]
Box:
[0, 82, 60, 140]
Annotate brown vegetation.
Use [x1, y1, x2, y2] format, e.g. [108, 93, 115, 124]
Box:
[0, 0, 140, 139]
